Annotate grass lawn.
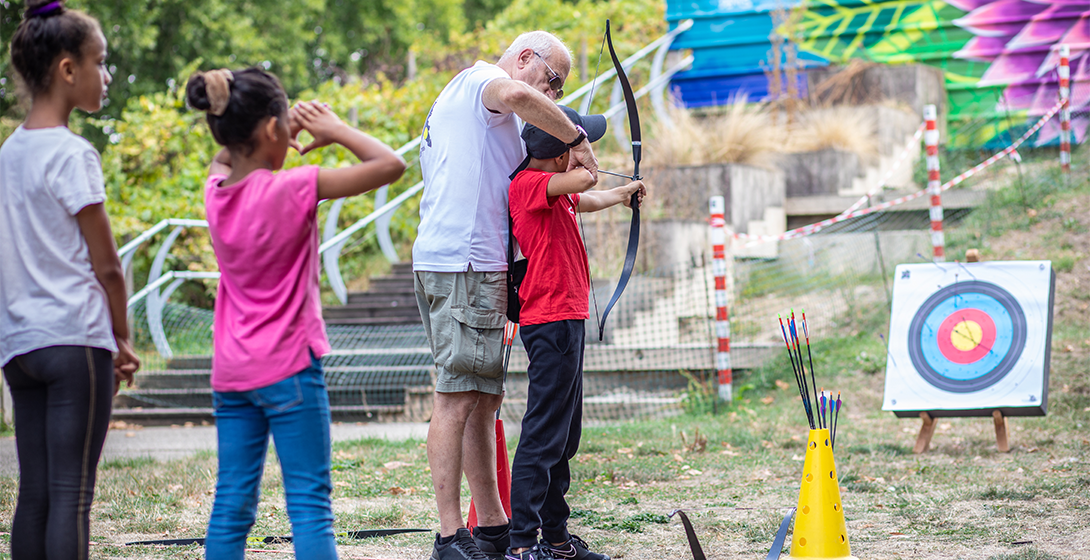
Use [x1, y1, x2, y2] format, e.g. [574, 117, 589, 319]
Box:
[1, 166, 1088, 559]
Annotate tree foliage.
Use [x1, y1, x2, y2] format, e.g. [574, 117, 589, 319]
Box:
[1, 0, 502, 121]
[1, 0, 668, 303]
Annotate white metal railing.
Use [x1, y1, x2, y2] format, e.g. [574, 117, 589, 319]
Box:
[123, 22, 695, 357]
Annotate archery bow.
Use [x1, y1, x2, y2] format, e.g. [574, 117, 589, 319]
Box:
[596, 19, 642, 341]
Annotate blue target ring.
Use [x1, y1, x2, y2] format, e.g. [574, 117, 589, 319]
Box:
[908, 281, 1027, 393]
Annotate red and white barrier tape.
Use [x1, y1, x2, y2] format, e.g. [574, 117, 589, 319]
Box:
[733, 99, 1063, 245]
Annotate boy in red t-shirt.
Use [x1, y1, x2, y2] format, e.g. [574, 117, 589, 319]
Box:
[505, 106, 644, 560]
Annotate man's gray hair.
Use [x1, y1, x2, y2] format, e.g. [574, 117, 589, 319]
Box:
[500, 31, 572, 66]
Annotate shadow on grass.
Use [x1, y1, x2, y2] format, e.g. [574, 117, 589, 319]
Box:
[988, 546, 1064, 560]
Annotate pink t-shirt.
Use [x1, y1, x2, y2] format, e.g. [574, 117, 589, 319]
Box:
[204, 166, 331, 392]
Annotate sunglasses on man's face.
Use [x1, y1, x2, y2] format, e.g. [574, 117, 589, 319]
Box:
[533, 51, 564, 100]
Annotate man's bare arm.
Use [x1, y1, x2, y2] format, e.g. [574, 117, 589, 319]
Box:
[482, 79, 598, 178]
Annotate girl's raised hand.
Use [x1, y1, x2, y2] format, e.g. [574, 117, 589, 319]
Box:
[292, 101, 347, 155]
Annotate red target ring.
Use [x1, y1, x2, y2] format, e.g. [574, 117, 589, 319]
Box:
[935, 308, 996, 364]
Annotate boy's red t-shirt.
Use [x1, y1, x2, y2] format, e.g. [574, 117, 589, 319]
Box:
[509, 168, 590, 326]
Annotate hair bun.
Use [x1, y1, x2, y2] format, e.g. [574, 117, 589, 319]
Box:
[185, 74, 213, 112]
[25, 0, 66, 18]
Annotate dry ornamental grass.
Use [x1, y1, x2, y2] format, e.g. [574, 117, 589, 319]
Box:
[644, 98, 882, 171]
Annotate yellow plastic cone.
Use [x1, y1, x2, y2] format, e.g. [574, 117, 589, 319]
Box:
[788, 428, 857, 559]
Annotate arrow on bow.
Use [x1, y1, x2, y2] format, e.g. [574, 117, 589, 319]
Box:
[595, 19, 642, 341]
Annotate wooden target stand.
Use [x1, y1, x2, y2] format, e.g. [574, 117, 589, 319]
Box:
[913, 249, 1011, 454]
[913, 409, 1009, 453]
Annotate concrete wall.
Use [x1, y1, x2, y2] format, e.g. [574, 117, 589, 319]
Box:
[778, 230, 932, 277]
[635, 163, 785, 234]
[807, 65, 947, 138]
[779, 103, 923, 199]
[781, 149, 861, 197]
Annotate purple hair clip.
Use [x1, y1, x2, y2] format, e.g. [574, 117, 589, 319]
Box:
[30, 1, 64, 16]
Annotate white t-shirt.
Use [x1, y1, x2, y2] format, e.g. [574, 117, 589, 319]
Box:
[0, 126, 117, 365]
[413, 61, 526, 273]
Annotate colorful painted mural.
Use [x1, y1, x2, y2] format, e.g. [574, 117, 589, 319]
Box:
[666, 0, 1089, 147]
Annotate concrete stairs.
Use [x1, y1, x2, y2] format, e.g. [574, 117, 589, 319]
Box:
[322, 262, 421, 326]
[112, 259, 434, 425]
[112, 338, 436, 425]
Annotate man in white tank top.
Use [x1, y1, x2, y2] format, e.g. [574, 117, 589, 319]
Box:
[414, 31, 599, 560]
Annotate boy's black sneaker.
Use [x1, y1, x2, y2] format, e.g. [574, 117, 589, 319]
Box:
[472, 523, 511, 560]
[431, 528, 489, 560]
[504, 544, 554, 560]
[538, 535, 610, 560]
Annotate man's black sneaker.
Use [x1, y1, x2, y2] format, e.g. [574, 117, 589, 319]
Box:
[472, 524, 511, 560]
[431, 528, 489, 560]
[538, 535, 610, 560]
[504, 544, 554, 560]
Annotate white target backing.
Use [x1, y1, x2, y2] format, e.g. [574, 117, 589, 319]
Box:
[883, 261, 1054, 417]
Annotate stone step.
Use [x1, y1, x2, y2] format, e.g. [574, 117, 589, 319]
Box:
[168, 355, 212, 370]
[116, 382, 432, 410]
[390, 262, 414, 275]
[323, 303, 420, 321]
[322, 316, 423, 326]
[110, 403, 413, 425]
[135, 364, 434, 389]
[164, 349, 433, 373]
[364, 277, 416, 293]
[337, 293, 418, 308]
[135, 369, 210, 389]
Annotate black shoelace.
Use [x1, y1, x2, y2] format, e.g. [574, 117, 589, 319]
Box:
[452, 532, 489, 560]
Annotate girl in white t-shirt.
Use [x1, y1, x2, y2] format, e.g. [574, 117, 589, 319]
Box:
[0, 2, 139, 558]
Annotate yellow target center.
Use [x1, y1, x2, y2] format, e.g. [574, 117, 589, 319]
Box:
[951, 320, 983, 351]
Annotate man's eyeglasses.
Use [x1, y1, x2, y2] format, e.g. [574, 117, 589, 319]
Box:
[533, 51, 564, 100]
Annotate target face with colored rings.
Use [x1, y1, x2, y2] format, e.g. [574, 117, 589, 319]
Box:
[907, 281, 1027, 393]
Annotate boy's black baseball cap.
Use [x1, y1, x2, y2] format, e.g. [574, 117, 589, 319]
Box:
[523, 106, 607, 159]
[510, 106, 607, 178]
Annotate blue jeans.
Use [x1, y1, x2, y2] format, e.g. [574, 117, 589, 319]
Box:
[205, 354, 337, 560]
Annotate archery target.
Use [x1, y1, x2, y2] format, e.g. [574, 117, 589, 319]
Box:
[883, 261, 1054, 417]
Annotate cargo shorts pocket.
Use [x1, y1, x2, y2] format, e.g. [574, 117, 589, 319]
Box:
[449, 304, 508, 379]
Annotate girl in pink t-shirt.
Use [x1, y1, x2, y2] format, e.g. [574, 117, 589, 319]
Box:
[186, 67, 405, 560]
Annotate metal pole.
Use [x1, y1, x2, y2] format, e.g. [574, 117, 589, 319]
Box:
[709, 196, 732, 402]
[1059, 44, 1071, 175]
[924, 105, 945, 263]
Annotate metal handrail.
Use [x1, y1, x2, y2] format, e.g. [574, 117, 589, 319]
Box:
[128, 270, 221, 308]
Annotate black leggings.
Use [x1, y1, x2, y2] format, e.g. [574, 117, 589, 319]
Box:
[3, 345, 114, 560]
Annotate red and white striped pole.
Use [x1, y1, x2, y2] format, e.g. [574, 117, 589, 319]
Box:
[709, 196, 732, 402]
[1059, 44, 1071, 174]
[924, 104, 945, 263]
